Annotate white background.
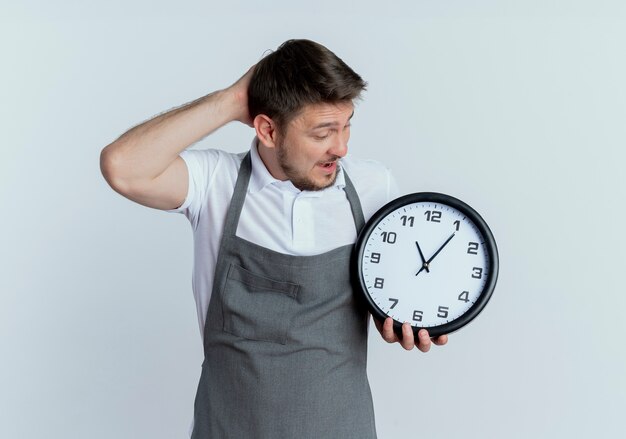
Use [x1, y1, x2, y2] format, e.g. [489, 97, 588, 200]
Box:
[1, 1, 624, 437]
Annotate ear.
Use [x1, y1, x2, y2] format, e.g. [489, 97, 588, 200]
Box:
[254, 114, 280, 149]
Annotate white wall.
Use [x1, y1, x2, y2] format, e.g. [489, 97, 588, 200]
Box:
[1, 1, 624, 437]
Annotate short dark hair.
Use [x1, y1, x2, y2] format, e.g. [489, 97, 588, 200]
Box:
[248, 39, 368, 135]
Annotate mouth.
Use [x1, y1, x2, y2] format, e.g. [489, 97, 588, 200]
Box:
[317, 160, 337, 173]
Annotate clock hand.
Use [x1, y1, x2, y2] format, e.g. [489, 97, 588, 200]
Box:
[415, 241, 430, 274]
[415, 232, 456, 276]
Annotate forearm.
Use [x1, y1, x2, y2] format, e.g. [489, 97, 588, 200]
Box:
[101, 88, 239, 184]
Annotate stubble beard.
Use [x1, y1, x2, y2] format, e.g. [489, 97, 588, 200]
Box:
[276, 139, 339, 192]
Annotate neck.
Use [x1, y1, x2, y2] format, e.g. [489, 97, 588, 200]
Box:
[256, 138, 288, 181]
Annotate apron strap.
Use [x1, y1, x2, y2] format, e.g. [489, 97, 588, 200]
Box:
[342, 170, 366, 233]
[221, 151, 252, 238]
[221, 149, 366, 239]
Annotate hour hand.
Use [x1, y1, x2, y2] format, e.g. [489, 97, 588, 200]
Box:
[415, 241, 430, 274]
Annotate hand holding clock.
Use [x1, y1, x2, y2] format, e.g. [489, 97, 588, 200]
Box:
[373, 316, 449, 352]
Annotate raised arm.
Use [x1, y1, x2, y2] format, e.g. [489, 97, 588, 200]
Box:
[99, 64, 255, 210]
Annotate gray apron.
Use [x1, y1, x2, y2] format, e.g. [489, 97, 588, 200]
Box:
[191, 151, 377, 439]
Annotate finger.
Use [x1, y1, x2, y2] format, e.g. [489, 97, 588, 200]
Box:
[432, 334, 448, 346]
[382, 317, 399, 343]
[417, 329, 431, 353]
[400, 322, 415, 350]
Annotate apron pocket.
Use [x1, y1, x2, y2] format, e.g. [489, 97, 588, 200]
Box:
[222, 263, 300, 345]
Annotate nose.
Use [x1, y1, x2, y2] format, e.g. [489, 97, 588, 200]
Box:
[328, 135, 348, 158]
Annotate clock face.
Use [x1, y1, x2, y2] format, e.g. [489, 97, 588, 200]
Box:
[354, 192, 498, 338]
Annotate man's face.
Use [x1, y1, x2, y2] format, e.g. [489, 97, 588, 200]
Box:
[275, 101, 354, 191]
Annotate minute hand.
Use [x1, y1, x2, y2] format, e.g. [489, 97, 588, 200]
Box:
[415, 232, 456, 276]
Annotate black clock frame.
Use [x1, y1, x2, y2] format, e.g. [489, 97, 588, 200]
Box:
[352, 192, 499, 339]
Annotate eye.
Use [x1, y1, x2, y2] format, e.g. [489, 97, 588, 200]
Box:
[314, 132, 330, 140]
[314, 125, 350, 140]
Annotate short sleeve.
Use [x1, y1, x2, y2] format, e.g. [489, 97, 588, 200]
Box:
[165, 148, 220, 227]
[164, 150, 194, 214]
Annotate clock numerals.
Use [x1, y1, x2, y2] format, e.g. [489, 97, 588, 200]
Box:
[381, 231, 397, 244]
[374, 277, 385, 289]
[400, 215, 415, 227]
[437, 306, 449, 319]
[412, 310, 423, 322]
[467, 242, 479, 255]
[370, 252, 381, 264]
[458, 290, 470, 303]
[472, 267, 483, 279]
[424, 210, 442, 223]
[388, 298, 398, 309]
[453, 220, 460, 231]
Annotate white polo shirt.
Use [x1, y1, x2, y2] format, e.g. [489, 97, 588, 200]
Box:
[167, 136, 399, 341]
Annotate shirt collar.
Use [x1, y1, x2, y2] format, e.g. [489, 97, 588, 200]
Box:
[247, 135, 346, 195]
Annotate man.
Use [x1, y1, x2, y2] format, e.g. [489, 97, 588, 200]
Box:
[100, 39, 447, 438]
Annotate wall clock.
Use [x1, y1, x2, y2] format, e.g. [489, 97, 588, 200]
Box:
[353, 192, 499, 338]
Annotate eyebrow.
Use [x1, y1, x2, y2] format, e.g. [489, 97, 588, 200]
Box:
[311, 110, 355, 130]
